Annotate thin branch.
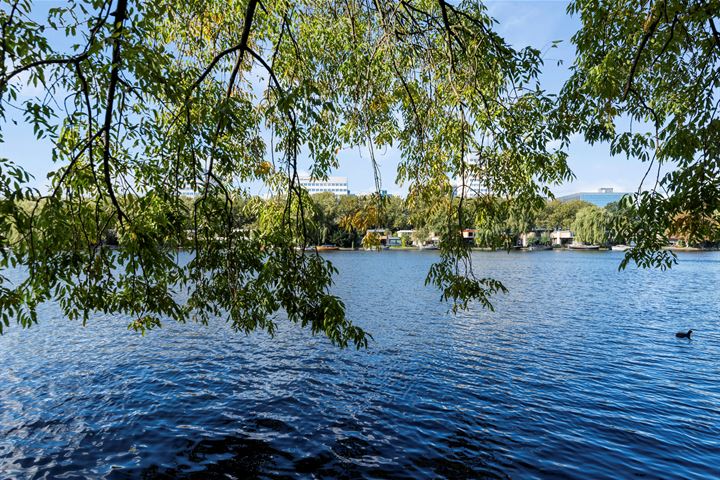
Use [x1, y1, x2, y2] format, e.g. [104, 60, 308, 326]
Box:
[202, 0, 259, 199]
[438, 0, 457, 72]
[623, 9, 661, 99]
[225, 0, 259, 98]
[101, 0, 129, 225]
[1, 1, 111, 92]
[246, 47, 283, 93]
[1, 54, 89, 93]
[709, 18, 720, 50]
[184, 43, 248, 101]
[51, 130, 104, 198]
[653, 12, 678, 66]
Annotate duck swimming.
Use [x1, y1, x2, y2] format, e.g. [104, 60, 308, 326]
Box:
[675, 329, 693, 339]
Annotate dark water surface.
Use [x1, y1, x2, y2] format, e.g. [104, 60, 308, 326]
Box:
[1, 251, 719, 479]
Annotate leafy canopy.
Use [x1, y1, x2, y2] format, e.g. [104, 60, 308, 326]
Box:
[0, 0, 569, 344]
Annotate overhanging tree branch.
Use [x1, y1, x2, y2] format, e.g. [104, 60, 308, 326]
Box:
[623, 9, 661, 100]
[202, 0, 259, 199]
[101, 0, 129, 225]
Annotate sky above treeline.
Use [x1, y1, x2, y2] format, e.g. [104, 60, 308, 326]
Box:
[4, 0, 648, 197]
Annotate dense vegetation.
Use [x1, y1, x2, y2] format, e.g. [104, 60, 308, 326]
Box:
[303, 195, 719, 249]
[1, 0, 718, 344]
[53, 192, 712, 251]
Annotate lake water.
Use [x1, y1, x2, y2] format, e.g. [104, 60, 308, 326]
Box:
[1, 250, 719, 479]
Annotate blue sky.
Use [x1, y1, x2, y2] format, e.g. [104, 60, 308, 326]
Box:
[4, 0, 647, 197]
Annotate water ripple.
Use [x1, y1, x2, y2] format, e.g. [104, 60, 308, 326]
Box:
[1, 250, 720, 478]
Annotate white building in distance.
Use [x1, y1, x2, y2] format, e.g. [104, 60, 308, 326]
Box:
[300, 176, 349, 195]
[453, 162, 488, 198]
[179, 185, 199, 198]
[454, 176, 486, 198]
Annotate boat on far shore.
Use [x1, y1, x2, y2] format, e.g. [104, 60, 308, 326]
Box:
[527, 245, 553, 251]
[418, 244, 439, 250]
[568, 243, 600, 250]
[611, 244, 630, 252]
[294, 245, 339, 252]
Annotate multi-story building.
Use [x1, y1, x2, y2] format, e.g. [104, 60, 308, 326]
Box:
[453, 162, 488, 198]
[558, 187, 628, 207]
[300, 176, 350, 195]
[179, 185, 199, 198]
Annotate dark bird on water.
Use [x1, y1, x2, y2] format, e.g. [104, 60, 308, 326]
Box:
[675, 329, 693, 339]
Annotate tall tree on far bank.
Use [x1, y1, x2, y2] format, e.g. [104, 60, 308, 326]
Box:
[571, 205, 608, 245]
[535, 200, 593, 231]
[668, 211, 720, 247]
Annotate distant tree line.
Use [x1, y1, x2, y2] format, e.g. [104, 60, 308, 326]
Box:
[295, 194, 720, 249]
[472, 198, 720, 249]
[13, 193, 716, 251]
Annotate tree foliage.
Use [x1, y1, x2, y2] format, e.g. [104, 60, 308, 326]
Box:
[668, 211, 720, 246]
[0, 0, 571, 343]
[535, 199, 593, 230]
[560, 0, 720, 268]
[571, 205, 608, 245]
[308, 193, 410, 247]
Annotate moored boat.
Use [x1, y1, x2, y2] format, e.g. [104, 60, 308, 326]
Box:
[568, 243, 600, 250]
[528, 245, 553, 251]
[611, 244, 630, 252]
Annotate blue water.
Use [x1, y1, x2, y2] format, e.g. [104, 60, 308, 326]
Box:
[1, 250, 719, 479]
